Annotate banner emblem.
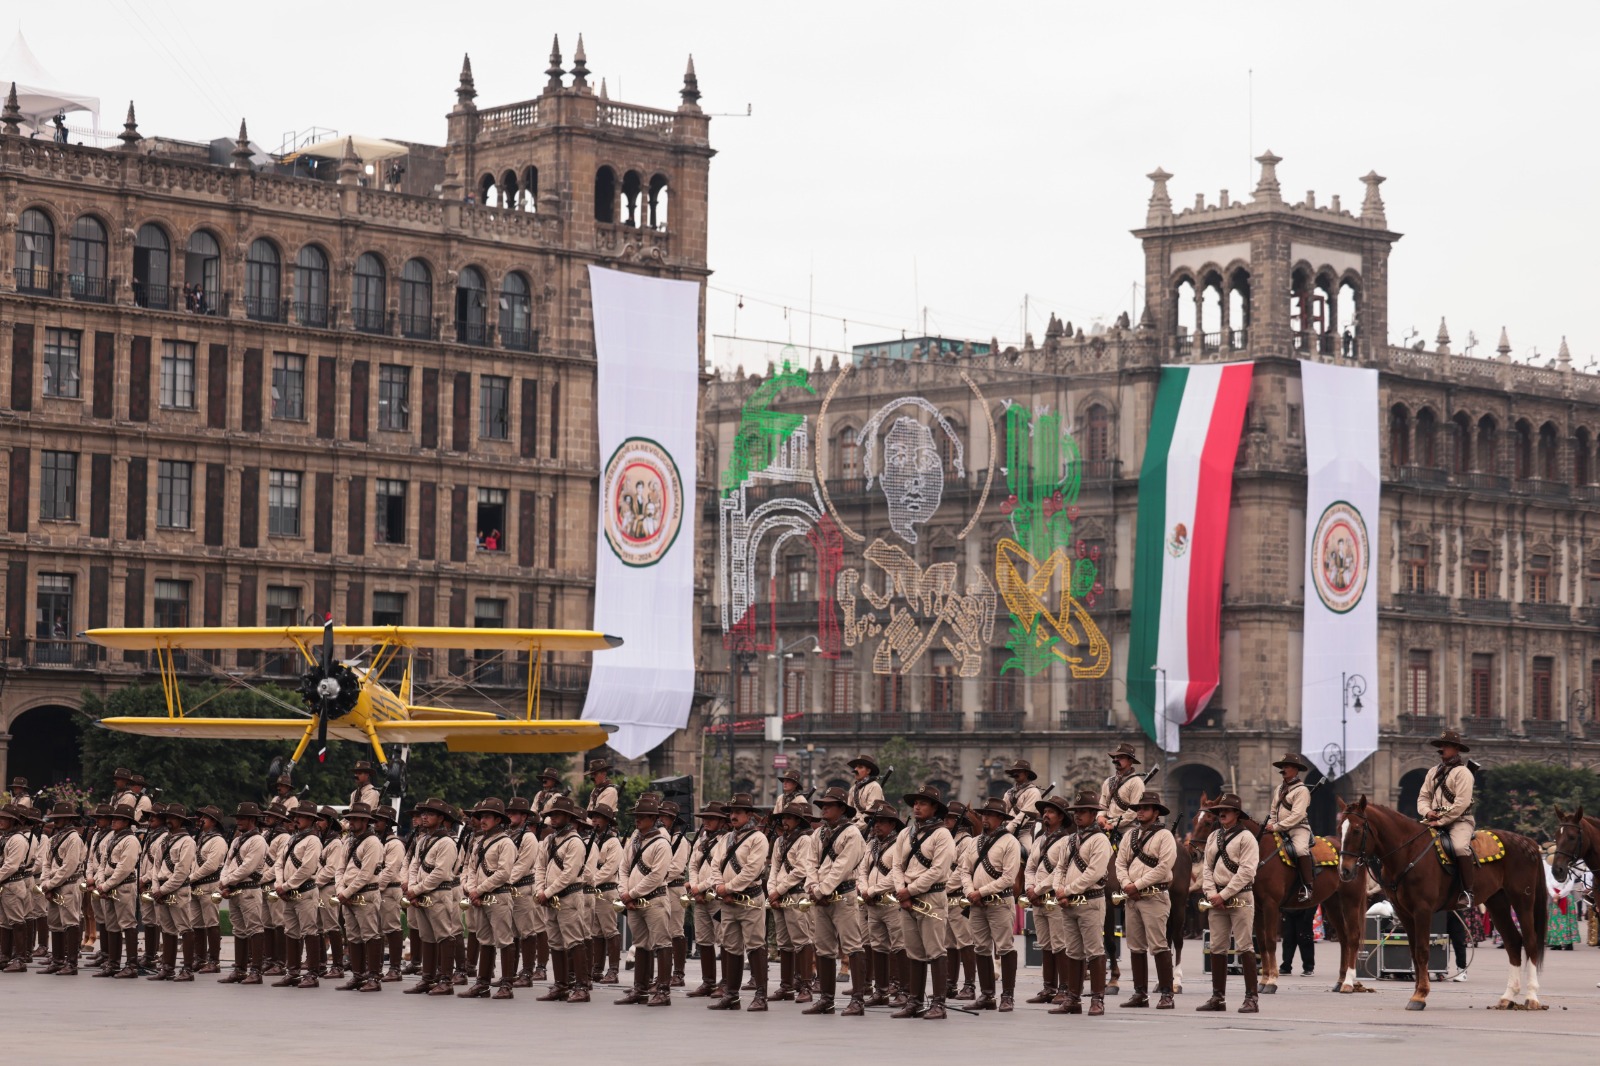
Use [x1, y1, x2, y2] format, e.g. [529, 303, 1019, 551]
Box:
[1311, 500, 1368, 613]
[602, 436, 684, 567]
[1166, 522, 1190, 558]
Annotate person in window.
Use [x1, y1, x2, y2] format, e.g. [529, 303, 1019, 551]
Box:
[484, 529, 500, 552]
[193, 285, 207, 315]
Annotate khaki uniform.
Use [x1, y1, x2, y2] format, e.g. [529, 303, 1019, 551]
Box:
[532, 788, 563, 818]
[714, 825, 769, 954]
[338, 831, 384, 943]
[961, 829, 1020, 956]
[586, 783, 620, 816]
[462, 828, 516, 947]
[1003, 781, 1043, 836]
[807, 820, 865, 958]
[349, 782, 382, 810]
[100, 829, 143, 932]
[948, 830, 976, 950]
[0, 828, 36, 927]
[407, 832, 461, 943]
[1052, 828, 1112, 959]
[42, 829, 87, 930]
[219, 830, 268, 938]
[1026, 829, 1071, 953]
[276, 829, 323, 940]
[1268, 779, 1313, 857]
[7, 792, 34, 809]
[110, 790, 155, 826]
[1100, 773, 1145, 839]
[846, 778, 884, 827]
[189, 831, 227, 930]
[85, 828, 110, 930]
[859, 831, 905, 952]
[687, 829, 724, 952]
[1114, 822, 1176, 952]
[1417, 759, 1475, 855]
[585, 829, 622, 938]
[316, 835, 346, 936]
[263, 828, 289, 932]
[506, 824, 542, 940]
[152, 830, 197, 935]
[1201, 825, 1259, 951]
[537, 828, 588, 950]
[378, 833, 406, 935]
[893, 820, 954, 961]
[620, 827, 674, 949]
[769, 827, 815, 953]
[665, 828, 690, 943]
[28, 832, 48, 920]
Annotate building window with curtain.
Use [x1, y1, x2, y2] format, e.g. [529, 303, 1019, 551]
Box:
[1405, 650, 1431, 716]
[378, 364, 410, 431]
[160, 340, 196, 409]
[245, 238, 282, 321]
[40, 450, 78, 521]
[351, 252, 386, 333]
[69, 215, 109, 301]
[1530, 656, 1554, 721]
[156, 460, 193, 528]
[43, 328, 81, 399]
[294, 245, 330, 327]
[268, 469, 302, 537]
[1469, 653, 1493, 719]
[479, 375, 510, 440]
[271, 353, 306, 420]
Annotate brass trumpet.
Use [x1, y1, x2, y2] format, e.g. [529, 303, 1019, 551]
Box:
[778, 894, 811, 910]
[903, 895, 946, 921]
[1021, 895, 1058, 910]
[681, 889, 713, 905]
[1197, 897, 1247, 911]
[612, 896, 651, 911]
[461, 894, 493, 907]
[1110, 891, 1128, 905]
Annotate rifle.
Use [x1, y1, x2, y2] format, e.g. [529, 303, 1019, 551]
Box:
[1139, 766, 1161, 784]
[1013, 780, 1058, 827]
[880, 765, 895, 792]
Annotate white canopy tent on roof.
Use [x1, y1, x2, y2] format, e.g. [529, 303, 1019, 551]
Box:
[0, 30, 99, 129]
[284, 133, 409, 163]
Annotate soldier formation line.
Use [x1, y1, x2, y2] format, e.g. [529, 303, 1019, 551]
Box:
[0, 731, 1488, 1017]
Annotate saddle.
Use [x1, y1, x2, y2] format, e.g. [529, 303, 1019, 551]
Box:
[1272, 832, 1337, 868]
[1431, 828, 1506, 867]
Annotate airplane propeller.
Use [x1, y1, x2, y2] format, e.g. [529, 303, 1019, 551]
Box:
[297, 617, 360, 763]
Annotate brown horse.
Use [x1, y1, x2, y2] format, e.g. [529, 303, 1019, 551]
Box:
[1189, 793, 1367, 995]
[1550, 805, 1600, 884]
[1337, 796, 1548, 1010]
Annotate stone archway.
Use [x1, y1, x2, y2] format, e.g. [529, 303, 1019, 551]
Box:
[4, 704, 83, 792]
[1396, 768, 1429, 817]
[1168, 762, 1224, 832]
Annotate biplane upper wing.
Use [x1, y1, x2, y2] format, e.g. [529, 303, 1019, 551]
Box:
[370, 719, 614, 754]
[84, 626, 623, 652]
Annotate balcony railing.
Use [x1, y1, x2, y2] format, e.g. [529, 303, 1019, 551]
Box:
[1463, 715, 1506, 737]
[978, 710, 1024, 731]
[1458, 471, 1511, 492]
[1080, 459, 1121, 482]
[1521, 719, 1567, 739]
[399, 313, 438, 340]
[1392, 464, 1450, 486]
[1396, 713, 1443, 736]
[349, 306, 389, 335]
[15, 638, 103, 669]
[130, 286, 228, 316]
[456, 319, 489, 346]
[1058, 709, 1109, 730]
[69, 274, 114, 304]
[501, 325, 537, 352]
[13, 266, 59, 296]
[1292, 331, 1340, 356]
[295, 300, 332, 329]
[1521, 601, 1571, 624]
[1392, 591, 1452, 616]
[244, 295, 289, 323]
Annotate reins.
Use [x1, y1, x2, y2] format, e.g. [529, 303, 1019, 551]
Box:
[1338, 811, 1434, 894]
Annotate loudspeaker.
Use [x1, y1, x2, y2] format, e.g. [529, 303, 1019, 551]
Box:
[651, 774, 694, 815]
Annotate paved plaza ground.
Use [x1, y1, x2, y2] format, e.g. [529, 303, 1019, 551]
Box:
[6, 939, 1597, 1063]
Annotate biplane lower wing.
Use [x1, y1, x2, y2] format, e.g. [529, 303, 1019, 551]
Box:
[97, 715, 613, 754]
[84, 626, 623, 652]
[97, 717, 329, 741]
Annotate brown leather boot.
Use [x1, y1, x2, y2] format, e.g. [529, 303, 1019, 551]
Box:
[1087, 955, 1107, 1015]
[58, 927, 80, 977]
[840, 951, 868, 1016]
[1121, 951, 1149, 1007]
[533, 931, 548, 981]
[38, 931, 62, 975]
[1238, 952, 1259, 1013]
[971, 953, 997, 1010]
[957, 945, 977, 1000]
[648, 947, 674, 1006]
[404, 942, 436, 994]
[357, 941, 384, 991]
[863, 950, 890, 1006]
[1049, 956, 1083, 1014]
[687, 947, 717, 997]
[335, 939, 366, 991]
[404, 929, 422, 974]
[565, 942, 591, 1002]
[773, 949, 795, 1001]
[998, 951, 1017, 1012]
[1026, 949, 1057, 1004]
[384, 930, 404, 981]
[458, 943, 494, 998]
[603, 933, 621, 983]
[326, 931, 346, 980]
[923, 954, 948, 1020]
[1195, 952, 1227, 1011]
[707, 951, 741, 1010]
[742, 948, 765, 1011]
[513, 936, 535, 986]
[671, 937, 686, 987]
[1154, 949, 1176, 1008]
[146, 932, 177, 980]
[889, 959, 926, 1018]
[297, 934, 323, 987]
[794, 944, 815, 1003]
[217, 937, 246, 983]
[801, 954, 835, 1014]
[491, 945, 517, 999]
[535, 948, 569, 1001]
[616, 946, 652, 1004]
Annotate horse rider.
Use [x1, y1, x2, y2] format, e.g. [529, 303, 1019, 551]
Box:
[1262, 752, 1315, 902]
[1417, 729, 1476, 907]
[846, 755, 885, 828]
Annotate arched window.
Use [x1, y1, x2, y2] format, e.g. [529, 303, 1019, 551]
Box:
[399, 258, 433, 339]
[1226, 267, 1251, 349]
[1173, 275, 1197, 351]
[1389, 405, 1411, 469]
[245, 238, 282, 321]
[499, 170, 519, 210]
[1477, 415, 1499, 475]
[836, 428, 860, 480]
[185, 230, 220, 313]
[1538, 422, 1560, 481]
[622, 170, 643, 227]
[351, 252, 386, 334]
[15, 208, 55, 294]
[477, 173, 497, 208]
[294, 245, 329, 328]
[499, 272, 533, 351]
[133, 223, 171, 309]
[68, 216, 108, 302]
[1513, 419, 1534, 481]
[648, 174, 669, 229]
[1575, 429, 1592, 487]
[1451, 413, 1473, 475]
[520, 166, 538, 212]
[455, 266, 487, 345]
[594, 166, 616, 223]
[1085, 403, 1111, 463]
[1415, 408, 1438, 468]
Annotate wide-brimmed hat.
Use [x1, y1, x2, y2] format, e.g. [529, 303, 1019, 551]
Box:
[128, 773, 148, 787]
[195, 805, 223, 825]
[111, 767, 134, 781]
[1035, 794, 1072, 819]
[0, 806, 23, 824]
[945, 800, 969, 820]
[543, 795, 583, 821]
[413, 796, 455, 820]
[143, 802, 166, 820]
[723, 792, 759, 813]
[902, 783, 948, 815]
[847, 754, 879, 775]
[470, 797, 508, 820]
[164, 804, 194, 823]
[273, 775, 295, 789]
[1064, 789, 1104, 813]
[1430, 729, 1471, 753]
[776, 798, 812, 821]
[1206, 793, 1249, 816]
[1132, 790, 1171, 816]
[1108, 742, 1141, 764]
[374, 805, 397, 824]
[582, 758, 614, 778]
[660, 800, 682, 822]
[352, 761, 376, 774]
[537, 767, 563, 784]
[972, 797, 1009, 819]
[230, 801, 261, 821]
[813, 786, 856, 817]
[693, 800, 729, 821]
[8, 776, 27, 790]
[587, 803, 617, 824]
[110, 802, 138, 822]
[45, 802, 79, 821]
[630, 797, 665, 818]
[290, 805, 319, 823]
[1271, 752, 1312, 773]
[345, 802, 376, 823]
[316, 805, 342, 822]
[776, 769, 803, 788]
[264, 802, 289, 821]
[1005, 759, 1038, 781]
[506, 797, 533, 815]
[864, 800, 906, 828]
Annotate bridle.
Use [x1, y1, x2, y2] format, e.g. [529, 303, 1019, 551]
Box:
[1551, 821, 1589, 875]
[1337, 811, 1433, 892]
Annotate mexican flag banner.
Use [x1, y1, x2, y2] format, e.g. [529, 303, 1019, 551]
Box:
[1126, 362, 1254, 751]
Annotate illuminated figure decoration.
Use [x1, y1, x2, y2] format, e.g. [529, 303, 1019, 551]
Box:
[856, 398, 962, 545]
[838, 539, 996, 677]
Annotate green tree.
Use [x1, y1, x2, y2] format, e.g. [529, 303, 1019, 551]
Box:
[577, 772, 656, 837]
[1472, 761, 1600, 841]
[875, 736, 936, 799]
[79, 683, 571, 812]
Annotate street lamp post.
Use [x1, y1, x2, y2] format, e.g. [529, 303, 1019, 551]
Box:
[1335, 672, 1367, 781]
[768, 637, 820, 767]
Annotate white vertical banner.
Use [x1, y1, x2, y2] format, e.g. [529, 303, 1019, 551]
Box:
[1300, 361, 1380, 778]
[581, 266, 700, 758]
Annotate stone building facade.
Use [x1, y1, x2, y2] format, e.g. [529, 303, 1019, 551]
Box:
[695, 154, 1600, 829]
[0, 45, 713, 786]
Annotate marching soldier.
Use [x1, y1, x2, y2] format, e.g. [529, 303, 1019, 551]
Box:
[38, 803, 87, 976]
[25, 805, 48, 965]
[583, 759, 620, 815]
[375, 805, 407, 981]
[805, 786, 867, 1016]
[334, 802, 386, 992]
[401, 797, 462, 997]
[857, 800, 907, 1007]
[1025, 795, 1072, 1006]
[1418, 729, 1477, 907]
[350, 761, 383, 810]
[586, 804, 623, 984]
[685, 800, 728, 998]
[260, 802, 290, 976]
[1049, 790, 1113, 1016]
[534, 795, 593, 1003]
[82, 803, 113, 969]
[892, 783, 956, 1020]
[1001, 760, 1043, 836]
[614, 796, 675, 1007]
[90, 803, 142, 979]
[532, 768, 565, 818]
[147, 804, 197, 981]
[190, 806, 227, 973]
[1098, 742, 1145, 991]
[1113, 790, 1177, 1009]
[505, 797, 542, 986]
[707, 792, 770, 1012]
[402, 807, 425, 976]
[1198, 792, 1260, 1013]
[943, 801, 977, 1001]
[451, 805, 473, 984]
[217, 801, 269, 985]
[1263, 753, 1315, 902]
[963, 797, 1021, 1011]
[458, 797, 518, 999]
[273, 804, 323, 988]
[270, 775, 302, 812]
[136, 801, 170, 973]
[768, 798, 815, 1004]
[773, 769, 806, 816]
[0, 805, 31, 971]
[313, 805, 348, 981]
[662, 800, 690, 988]
[5, 776, 31, 809]
[845, 755, 885, 826]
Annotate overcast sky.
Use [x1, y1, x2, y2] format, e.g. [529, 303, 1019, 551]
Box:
[15, 1, 1598, 369]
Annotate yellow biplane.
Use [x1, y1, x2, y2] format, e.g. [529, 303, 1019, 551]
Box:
[84, 622, 622, 781]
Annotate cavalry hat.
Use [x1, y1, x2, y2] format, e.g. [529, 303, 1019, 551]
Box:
[195, 805, 224, 825]
[1271, 752, 1312, 773]
[813, 786, 855, 817]
[345, 802, 376, 822]
[1206, 793, 1249, 816]
[1035, 794, 1072, 819]
[1064, 789, 1105, 813]
[413, 796, 457, 821]
[776, 769, 804, 788]
[164, 803, 194, 823]
[110, 803, 138, 822]
[316, 805, 342, 822]
[1005, 759, 1038, 781]
[111, 767, 134, 781]
[972, 797, 1009, 819]
[1132, 790, 1171, 816]
[537, 767, 563, 783]
[587, 803, 617, 824]
[506, 797, 533, 814]
[847, 754, 879, 775]
[902, 783, 948, 815]
[291, 805, 319, 822]
[660, 801, 682, 822]
[352, 761, 376, 774]
[147, 802, 170, 819]
[8, 776, 27, 790]
[693, 800, 729, 820]
[864, 800, 906, 828]
[45, 802, 80, 821]
[582, 758, 614, 778]
[723, 792, 759, 813]
[1108, 742, 1141, 764]
[469, 797, 508, 819]
[273, 775, 295, 789]
[234, 801, 263, 820]
[374, 805, 397, 824]
[128, 773, 148, 787]
[777, 799, 812, 821]
[543, 795, 584, 821]
[1430, 729, 1471, 753]
[263, 802, 289, 820]
[0, 806, 23, 824]
[945, 800, 970, 820]
[630, 797, 665, 818]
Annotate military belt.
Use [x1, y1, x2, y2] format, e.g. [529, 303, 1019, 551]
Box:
[510, 876, 536, 888]
[188, 872, 220, 887]
[637, 886, 667, 902]
[553, 883, 585, 899]
[230, 880, 264, 891]
[594, 881, 619, 891]
[0, 872, 29, 886]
